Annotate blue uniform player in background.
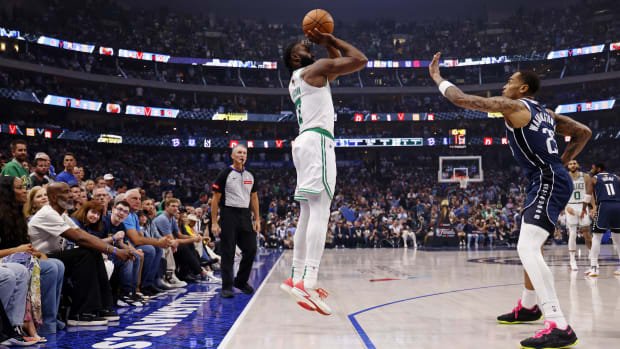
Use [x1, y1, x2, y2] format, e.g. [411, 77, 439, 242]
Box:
[430, 52, 591, 349]
[585, 163, 620, 277]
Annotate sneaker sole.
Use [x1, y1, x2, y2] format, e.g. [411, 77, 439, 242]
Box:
[520, 338, 579, 349]
[289, 287, 318, 312]
[280, 283, 315, 311]
[279, 283, 293, 295]
[1, 338, 39, 346]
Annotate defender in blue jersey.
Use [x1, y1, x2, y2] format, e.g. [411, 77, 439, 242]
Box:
[430, 52, 591, 349]
[585, 163, 620, 277]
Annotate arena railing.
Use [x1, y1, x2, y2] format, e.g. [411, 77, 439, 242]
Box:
[1, 26, 618, 70]
[1, 56, 619, 97]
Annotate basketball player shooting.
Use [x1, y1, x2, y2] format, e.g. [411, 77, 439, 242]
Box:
[280, 28, 367, 315]
[429, 52, 591, 349]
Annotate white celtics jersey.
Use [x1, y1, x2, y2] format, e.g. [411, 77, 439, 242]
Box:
[288, 67, 335, 136]
[569, 172, 587, 204]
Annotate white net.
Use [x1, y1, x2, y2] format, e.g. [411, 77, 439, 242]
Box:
[457, 176, 469, 189]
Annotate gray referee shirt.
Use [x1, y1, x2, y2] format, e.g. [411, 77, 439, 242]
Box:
[211, 166, 257, 208]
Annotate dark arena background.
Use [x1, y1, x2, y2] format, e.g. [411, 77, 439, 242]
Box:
[0, 0, 619, 348]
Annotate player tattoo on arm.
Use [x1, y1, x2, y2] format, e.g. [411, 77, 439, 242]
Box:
[551, 110, 592, 165]
[443, 88, 520, 114]
[429, 51, 525, 124]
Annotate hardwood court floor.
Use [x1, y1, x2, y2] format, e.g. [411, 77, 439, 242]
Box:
[220, 245, 620, 349]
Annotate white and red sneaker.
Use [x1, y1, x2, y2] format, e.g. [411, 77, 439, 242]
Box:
[279, 277, 294, 295]
[290, 280, 332, 315]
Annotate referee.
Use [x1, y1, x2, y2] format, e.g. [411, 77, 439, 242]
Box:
[211, 144, 260, 298]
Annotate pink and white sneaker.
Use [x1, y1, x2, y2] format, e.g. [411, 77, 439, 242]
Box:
[290, 280, 332, 315]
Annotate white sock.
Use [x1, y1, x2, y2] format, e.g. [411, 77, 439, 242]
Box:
[542, 301, 568, 329]
[292, 259, 305, 284]
[591, 233, 602, 267]
[303, 264, 319, 289]
[517, 222, 569, 329]
[569, 251, 576, 263]
[521, 289, 538, 309]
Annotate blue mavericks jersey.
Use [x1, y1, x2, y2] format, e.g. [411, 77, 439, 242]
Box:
[505, 98, 572, 234]
[594, 172, 620, 203]
[505, 98, 564, 177]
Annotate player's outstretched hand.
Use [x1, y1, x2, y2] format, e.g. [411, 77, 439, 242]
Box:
[305, 28, 335, 47]
[429, 52, 443, 84]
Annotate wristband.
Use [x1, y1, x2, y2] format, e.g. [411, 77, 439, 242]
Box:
[584, 194, 592, 203]
[112, 247, 117, 256]
[438, 80, 455, 97]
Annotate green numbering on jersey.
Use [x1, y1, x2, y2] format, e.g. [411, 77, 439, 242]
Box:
[295, 98, 303, 126]
[574, 191, 580, 201]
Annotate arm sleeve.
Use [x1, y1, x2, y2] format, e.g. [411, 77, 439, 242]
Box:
[211, 169, 229, 193]
[251, 171, 258, 193]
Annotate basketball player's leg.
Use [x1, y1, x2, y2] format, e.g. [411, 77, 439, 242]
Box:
[517, 223, 567, 325]
[282, 133, 313, 296]
[301, 190, 331, 287]
[587, 231, 603, 277]
[290, 190, 332, 315]
[517, 222, 578, 348]
[497, 253, 542, 324]
[566, 209, 579, 270]
[581, 227, 592, 250]
[281, 199, 310, 295]
[293, 200, 310, 282]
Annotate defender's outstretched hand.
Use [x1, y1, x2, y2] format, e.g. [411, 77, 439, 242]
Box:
[429, 52, 443, 84]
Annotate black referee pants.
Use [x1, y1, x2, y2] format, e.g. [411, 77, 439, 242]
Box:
[220, 207, 257, 290]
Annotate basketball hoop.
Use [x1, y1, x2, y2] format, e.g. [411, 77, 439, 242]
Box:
[456, 176, 469, 189]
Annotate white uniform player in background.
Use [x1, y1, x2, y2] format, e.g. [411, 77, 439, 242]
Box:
[565, 160, 593, 271]
[280, 29, 367, 315]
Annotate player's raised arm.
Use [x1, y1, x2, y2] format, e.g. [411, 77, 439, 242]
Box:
[429, 52, 530, 127]
[548, 109, 592, 165]
[304, 28, 367, 82]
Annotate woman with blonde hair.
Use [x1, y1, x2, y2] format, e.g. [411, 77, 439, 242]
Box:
[23, 186, 48, 220]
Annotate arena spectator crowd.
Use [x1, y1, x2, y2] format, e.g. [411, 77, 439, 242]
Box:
[0, 0, 618, 344]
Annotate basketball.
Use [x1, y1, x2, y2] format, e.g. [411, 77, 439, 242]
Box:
[302, 9, 334, 34]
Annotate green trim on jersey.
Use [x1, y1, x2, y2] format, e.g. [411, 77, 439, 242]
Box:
[301, 127, 334, 140]
[321, 135, 333, 199]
